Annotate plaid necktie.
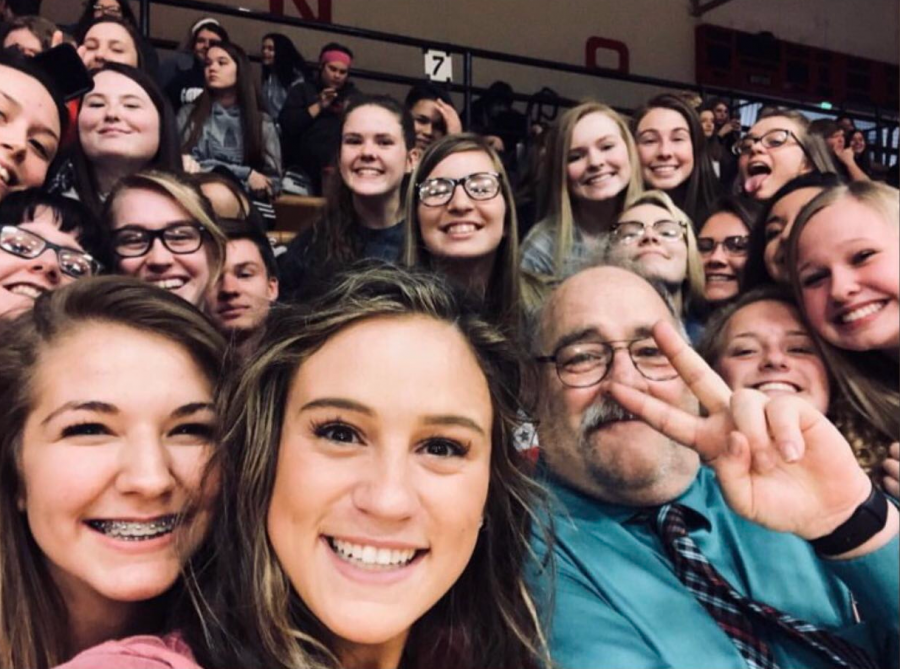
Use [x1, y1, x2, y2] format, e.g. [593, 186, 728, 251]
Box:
[652, 503, 878, 669]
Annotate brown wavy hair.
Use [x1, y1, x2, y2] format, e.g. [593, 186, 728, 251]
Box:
[0, 276, 226, 669]
[184, 262, 550, 669]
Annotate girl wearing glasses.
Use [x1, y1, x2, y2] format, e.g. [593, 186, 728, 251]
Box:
[404, 133, 521, 331]
[279, 95, 416, 301]
[631, 94, 720, 228]
[0, 277, 224, 669]
[696, 195, 760, 306]
[66, 63, 182, 216]
[0, 190, 103, 319]
[103, 170, 226, 308]
[520, 101, 643, 277]
[606, 190, 705, 324]
[736, 109, 835, 201]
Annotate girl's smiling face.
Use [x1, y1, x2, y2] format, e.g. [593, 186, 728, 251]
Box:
[796, 196, 900, 353]
[268, 315, 491, 664]
[565, 112, 632, 203]
[19, 322, 215, 618]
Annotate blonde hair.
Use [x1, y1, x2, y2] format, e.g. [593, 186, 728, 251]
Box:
[538, 101, 643, 274]
[104, 170, 228, 292]
[611, 189, 705, 312]
[787, 181, 900, 442]
[404, 133, 521, 332]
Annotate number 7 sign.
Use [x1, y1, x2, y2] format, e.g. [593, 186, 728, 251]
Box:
[424, 49, 453, 83]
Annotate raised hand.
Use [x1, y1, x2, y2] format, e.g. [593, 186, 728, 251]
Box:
[434, 99, 463, 135]
[608, 320, 874, 541]
[319, 87, 338, 109]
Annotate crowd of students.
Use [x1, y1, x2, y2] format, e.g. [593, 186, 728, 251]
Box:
[0, 1, 897, 668]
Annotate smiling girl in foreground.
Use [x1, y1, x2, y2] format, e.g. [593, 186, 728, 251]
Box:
[786, 180, 900, 449]
[0, 277, 225, 668]
[175, 263, 548, 669]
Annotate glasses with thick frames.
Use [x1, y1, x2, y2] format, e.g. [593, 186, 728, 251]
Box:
[697, 235, 749, 255]
[536, 337, 678, 388]
[732, 128, 801, 156]
[112, 222, 207, 258]
[417, 172, 501, 207]
[610, 219, 687, 245]
[0, 225, 101, 278]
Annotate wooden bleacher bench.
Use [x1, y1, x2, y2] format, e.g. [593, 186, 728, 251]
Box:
[271, 195, 327, 244]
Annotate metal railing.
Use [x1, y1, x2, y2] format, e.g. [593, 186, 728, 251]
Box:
[139, 0, 899, 164]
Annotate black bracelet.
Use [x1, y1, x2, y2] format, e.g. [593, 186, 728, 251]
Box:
[810, 485, 889, 557]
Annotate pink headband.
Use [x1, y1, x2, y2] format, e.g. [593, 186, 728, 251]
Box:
[320, 50, 352, 67]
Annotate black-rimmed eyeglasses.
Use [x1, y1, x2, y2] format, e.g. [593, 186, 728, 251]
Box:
[732, 128, 800, 156]
[417, 172, 501, 207]
[0, 225, 102, 278]
[535, 337, 678, 388]
[697, 235, 749, 255]
[112, 222, 207, 258]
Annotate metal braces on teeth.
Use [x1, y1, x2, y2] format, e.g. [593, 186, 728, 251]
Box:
[88, 516, 177, 539]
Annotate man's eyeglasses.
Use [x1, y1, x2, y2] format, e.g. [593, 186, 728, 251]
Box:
[610, 219, 686, 245]
[112, 223, 206, 258]
[0, 225, 101, 278]
[536, 337, 678, 388]
[732, 128, 800, 156]
[697, 235, 749, 255]
[417, 172, 501, 207]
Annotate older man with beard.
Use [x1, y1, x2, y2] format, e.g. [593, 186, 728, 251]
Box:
[528, 263, 899, 669]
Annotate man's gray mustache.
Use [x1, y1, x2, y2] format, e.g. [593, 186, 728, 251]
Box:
[581, 398, 638, 435]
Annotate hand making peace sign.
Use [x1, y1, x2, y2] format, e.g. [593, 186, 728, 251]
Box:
[608, 320, 881, 543]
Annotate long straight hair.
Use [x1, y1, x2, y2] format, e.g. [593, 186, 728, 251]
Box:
[535, 101, 643, 274]
[631, 93, 720, 227]
[404, 133, 521, 333]
[262, 33, 309, 90]
[308, 95, 415, 265]
[182, 42, 267, 171]
[0, 276, 226, 669]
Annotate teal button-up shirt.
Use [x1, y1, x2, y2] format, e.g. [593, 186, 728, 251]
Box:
[529, 467, 899, 669]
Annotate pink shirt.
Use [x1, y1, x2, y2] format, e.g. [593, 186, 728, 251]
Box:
[54, 632, 201, 669]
